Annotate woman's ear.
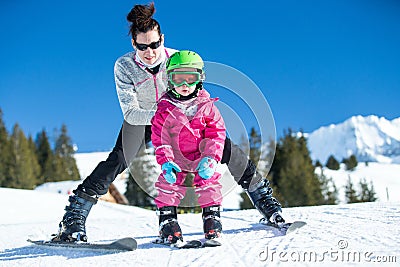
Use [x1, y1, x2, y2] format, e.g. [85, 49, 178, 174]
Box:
[161, 34, 165, 46]
[131, 38, 136, 49]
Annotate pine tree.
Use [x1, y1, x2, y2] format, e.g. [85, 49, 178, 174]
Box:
[35, 129, 57, 184]
[125, 147, 158, 207]
[359, 178, 377, 202]
[27, 135, 41, 183]
[326, 155, 340, 170]
[318, 171, 338, 205]
[345, 176, 360, 203]
[343, 155, 358, 171]
[0, 109, 11, 187]
[125, 172, 154, 207]
[270, 130, 323, 207]
[367, 180, 378, 202]
[54, 124, 80, 181]
[7, 124, 39, 189]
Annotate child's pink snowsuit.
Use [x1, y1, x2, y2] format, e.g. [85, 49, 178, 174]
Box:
[151, 90, 226, 208]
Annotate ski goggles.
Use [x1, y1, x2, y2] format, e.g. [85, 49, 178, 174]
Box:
[135, 37, 162, 51]
[168, 71, 203, 87]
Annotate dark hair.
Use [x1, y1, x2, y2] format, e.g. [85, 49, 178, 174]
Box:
[127, 2, 162, 41]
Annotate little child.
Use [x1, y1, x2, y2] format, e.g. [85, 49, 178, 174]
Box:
[151, 50, 226, 244]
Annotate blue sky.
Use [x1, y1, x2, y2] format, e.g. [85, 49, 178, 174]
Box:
[1, 0, 399, 152]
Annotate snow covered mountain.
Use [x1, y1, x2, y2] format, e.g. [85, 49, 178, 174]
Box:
[0, 187, 399, 267]
[306, 115, 400, 164]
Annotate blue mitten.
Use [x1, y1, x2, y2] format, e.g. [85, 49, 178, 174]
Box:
[196, 157, 217, 179]
[161, 161, 181, 184]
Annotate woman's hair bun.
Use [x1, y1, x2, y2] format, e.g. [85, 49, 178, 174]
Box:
[127, 2, 155, 27]
[127, 2, 161, 39]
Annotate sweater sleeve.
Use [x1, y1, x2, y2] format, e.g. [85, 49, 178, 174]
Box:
[114, 60, 156, 125]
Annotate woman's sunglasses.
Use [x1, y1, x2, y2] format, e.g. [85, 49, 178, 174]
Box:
[135, 37, 162, 51]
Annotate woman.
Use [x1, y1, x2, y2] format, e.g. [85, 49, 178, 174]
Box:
[52, 3, 284, 243]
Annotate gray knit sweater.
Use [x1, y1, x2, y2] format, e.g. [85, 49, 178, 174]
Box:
[114, 47, 177, 125]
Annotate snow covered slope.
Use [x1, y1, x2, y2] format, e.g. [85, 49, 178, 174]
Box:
[307, 115, 400, 164]
[317, 162, 400, 203]
[0, 188, 398, 267]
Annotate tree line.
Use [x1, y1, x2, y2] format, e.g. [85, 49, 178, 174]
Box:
[0, 109, 80, 189]
[239, 128, 377, 209]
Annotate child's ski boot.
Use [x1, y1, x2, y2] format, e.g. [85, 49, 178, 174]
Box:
[202, 205, 222, 239]
[157, 206, 183, 244]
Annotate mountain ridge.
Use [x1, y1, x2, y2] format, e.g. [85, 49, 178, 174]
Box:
[306, 114, 400, 164]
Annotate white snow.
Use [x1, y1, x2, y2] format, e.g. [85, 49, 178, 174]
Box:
[0, 187, 399, 266]
[316, 162, 400, 203]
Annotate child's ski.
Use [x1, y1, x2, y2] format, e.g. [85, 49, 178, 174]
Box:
[152, 238, 221, 249]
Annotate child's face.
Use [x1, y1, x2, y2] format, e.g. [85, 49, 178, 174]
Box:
[170, 68, 200, 97]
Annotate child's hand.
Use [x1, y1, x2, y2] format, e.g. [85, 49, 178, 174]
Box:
[161, 161, 181, 184]
[196, 157, 217, 179]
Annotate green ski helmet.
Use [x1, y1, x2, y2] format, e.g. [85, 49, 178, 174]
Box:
[166, 50, 204, 73]
[166, 50, 205, 100]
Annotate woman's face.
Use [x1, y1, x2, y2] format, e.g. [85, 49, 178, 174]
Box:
[132, 30, 164, 65]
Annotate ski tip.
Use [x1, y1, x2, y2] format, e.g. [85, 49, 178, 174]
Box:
[202, 239, 222, 247]
[112, 237, 138, 251]
[27, 239, 46, 245]
[290, 221, 307, 227]
[178, 239, 202, 249]
[286, 221, 307, 235]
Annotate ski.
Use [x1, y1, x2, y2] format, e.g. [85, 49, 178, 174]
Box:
[180, 240, 203, 249]
[152, 238, 221, 249]
[27, 237, 137, 252]
[202, 239, 222, 247]
[152, 238, 202, 249]
[261, 220, 307, 235]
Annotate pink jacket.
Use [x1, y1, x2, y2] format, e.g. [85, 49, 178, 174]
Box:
[151, 90, 226, 171]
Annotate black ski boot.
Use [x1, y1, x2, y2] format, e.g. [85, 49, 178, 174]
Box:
[246, 177, 285, 225]
[52, 189, 98, 242]
[157, 206, 183, 244]
[203, 206, 222, 239]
